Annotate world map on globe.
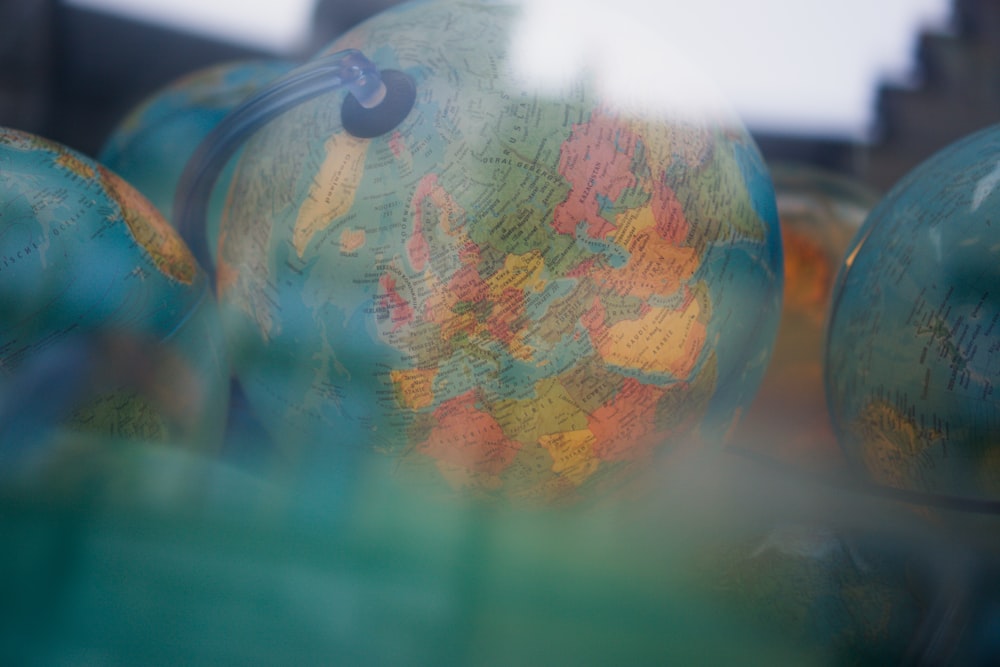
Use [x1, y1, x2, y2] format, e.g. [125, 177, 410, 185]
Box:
[213, 0, 784, 502]
[826, 123, 1000, 504]
[0, 127, 228, 452]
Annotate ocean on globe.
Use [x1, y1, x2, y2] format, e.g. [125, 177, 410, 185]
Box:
[734, 166, 878, 472]
[826, 123, 1000, 505]
[213, 0, 783, 503]
[98, 59, 295, 257]
[0, 127, 229, 466]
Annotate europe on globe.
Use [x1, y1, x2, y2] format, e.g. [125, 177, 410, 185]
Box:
[826, 123, 1000, 505]
[207, 0, 784, 503]
[0, 127, 229, 460]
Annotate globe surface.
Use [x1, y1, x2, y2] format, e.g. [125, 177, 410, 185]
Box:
[216, 0, 783, 502]
[98, 59, 295, 249]
[826, 124, 1000, 503]
[736, 166, 878, 471]
[0, 127, 228, 453]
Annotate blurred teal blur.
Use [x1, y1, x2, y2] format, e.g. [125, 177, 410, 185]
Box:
[2, 422, 978, 665]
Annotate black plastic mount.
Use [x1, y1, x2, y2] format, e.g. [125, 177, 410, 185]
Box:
[342, 69, 417, 139]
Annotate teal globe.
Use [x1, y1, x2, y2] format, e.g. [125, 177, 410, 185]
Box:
[214, 0, 783, 503]
[99, 59, 295, 258]
[0, 127, 228, 455]
[826, 124, 1000, 504]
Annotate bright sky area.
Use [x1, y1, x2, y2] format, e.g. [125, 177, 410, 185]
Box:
[66, 0, 952, 141]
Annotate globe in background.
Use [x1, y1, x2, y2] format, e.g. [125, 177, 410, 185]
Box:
[98, 59, 295, 258]
[213, 0, 784, 503]
[0, 127, 229, 464]
[826, 123, 1000, 505]
[734, 166, 879, 472]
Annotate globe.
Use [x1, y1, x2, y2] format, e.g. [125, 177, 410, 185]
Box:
[212, 0, 783, 503]
[0, 127, 228, 460]
[826, 124, 1000, 504]
[735, 166, 878, 471]
[98, 58, 295, 257]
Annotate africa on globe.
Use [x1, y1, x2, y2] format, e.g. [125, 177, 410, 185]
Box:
[210, 0, 784, 503]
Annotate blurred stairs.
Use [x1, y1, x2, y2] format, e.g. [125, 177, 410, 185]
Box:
[862, 0, 1000, 190]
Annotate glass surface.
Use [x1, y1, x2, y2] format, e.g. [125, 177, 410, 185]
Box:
[3, 0, 1000, 664]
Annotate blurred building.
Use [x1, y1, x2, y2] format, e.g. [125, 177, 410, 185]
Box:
[862, 0, 1000, 190]
[0, 1, 55, 135]
[0, 0, 997, 190]
[0, 0, 269, 156]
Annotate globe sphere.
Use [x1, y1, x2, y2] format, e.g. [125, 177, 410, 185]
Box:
[0, 127, 228, 455]
[736, 166, 878, 471]
[826, 124, 1000, 504]
[215, 0, 783, 502]
[99, 59, 295, 256]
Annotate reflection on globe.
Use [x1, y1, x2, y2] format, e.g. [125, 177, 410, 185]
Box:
[0, 127, 228, 461]
[99, 59, 295, 256]
[698, 521, 922, 664]
[214, 0, 784, 503]
[826, 124, 1000, 504]
[735, 166, 879, 471]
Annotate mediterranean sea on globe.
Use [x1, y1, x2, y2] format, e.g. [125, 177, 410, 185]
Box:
[0, 127, 228, 461]
[826, 123, 1000, 504]
[98, 59, 295, 255]
[214, 0, 783, 502]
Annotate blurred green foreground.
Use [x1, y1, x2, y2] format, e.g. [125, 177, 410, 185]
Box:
[5, 422, 992, 667]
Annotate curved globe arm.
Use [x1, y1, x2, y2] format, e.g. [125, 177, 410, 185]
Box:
[174, 49, 413, 273]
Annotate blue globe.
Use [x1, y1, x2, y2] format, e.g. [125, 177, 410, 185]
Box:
[826, 123, 1000, 504]
[99, 59, 295, 260]
[209, 0, 784, 503]
[0, 127, 228, 458]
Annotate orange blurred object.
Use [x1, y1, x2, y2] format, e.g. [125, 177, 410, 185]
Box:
[734, 165, 879, 472]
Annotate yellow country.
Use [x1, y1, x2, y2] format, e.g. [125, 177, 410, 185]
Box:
[293, 132, 368, 257]
[539, 430, 600, 486]
[610, 201, 657, 251]
[486, 250, 547, 295]
[597, 297, 706, 378]
[390, 367, 438, 411]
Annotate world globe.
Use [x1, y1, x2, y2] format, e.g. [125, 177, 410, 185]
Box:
[826, 123, 1000, 505]
[204, 0, 783, 503]
[98, 59, 295, 256]
[735, 166, 878, 472]
[0, 127, 228, 460]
